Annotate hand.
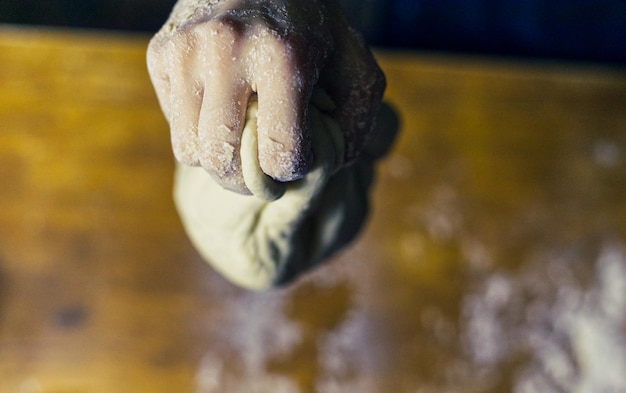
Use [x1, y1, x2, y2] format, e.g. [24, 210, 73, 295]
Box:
[147, 0, 385, 194]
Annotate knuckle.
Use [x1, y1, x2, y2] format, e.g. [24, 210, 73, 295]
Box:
[193, 19, 244, 57]
[207, 18, 241, 41]
[147, 37, 169, 73]
[208, 16, 241, 34]
[146, 36, 162, 57]
[264, 32, 298, 63]
[169, 28, 198, 54]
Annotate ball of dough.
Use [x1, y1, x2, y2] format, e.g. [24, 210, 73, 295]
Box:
[174, 93, 396, 289]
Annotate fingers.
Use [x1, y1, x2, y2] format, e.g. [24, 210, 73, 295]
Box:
[169, 67, 203, 166]
[197, 47, 250, 193]
[146, 36, 172, 118]
[254, 35, 313, 182]
[154, 21, 253, 193]
[148, 15, 329, 194]
[149, 30, 204, 167]
[197, 89, 250, 194]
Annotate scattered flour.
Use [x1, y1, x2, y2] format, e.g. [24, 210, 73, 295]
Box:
[463, 243, 626, 393]
[593, 139, 622, 168]
[195, 291, 303, 393]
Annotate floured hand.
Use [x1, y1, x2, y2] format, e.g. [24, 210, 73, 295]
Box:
[147, 0, 385, 194]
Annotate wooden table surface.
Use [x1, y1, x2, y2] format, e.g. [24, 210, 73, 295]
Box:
[1, 27, 625, 393]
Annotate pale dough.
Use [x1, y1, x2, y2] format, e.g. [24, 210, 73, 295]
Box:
[239, 99, 287, 201]
[174, 91, 395, 290]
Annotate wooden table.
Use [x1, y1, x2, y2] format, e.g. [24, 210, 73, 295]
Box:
[1, 26, 625, 392]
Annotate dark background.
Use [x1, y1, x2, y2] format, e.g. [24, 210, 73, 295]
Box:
[1, 0, 625, 65]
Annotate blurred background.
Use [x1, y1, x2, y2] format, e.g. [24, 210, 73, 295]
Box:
[1, 1, 625, 392]
[0, 0, 625, 65]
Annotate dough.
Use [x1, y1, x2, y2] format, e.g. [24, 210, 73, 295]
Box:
[174, 92, 397, 290]
[239, 99, 287, 201]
